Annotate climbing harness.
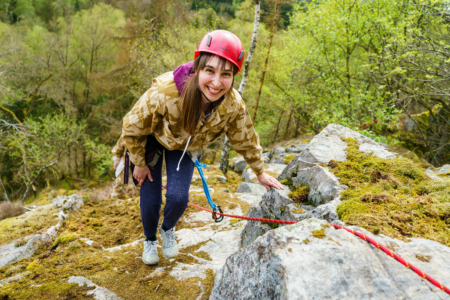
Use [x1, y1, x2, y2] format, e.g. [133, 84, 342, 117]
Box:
[186, 201, 450, 295]
[193, 158, 223, 222]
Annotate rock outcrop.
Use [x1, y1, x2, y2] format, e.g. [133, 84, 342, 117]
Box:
[236, 182, 267, 194]
[241, 124, 397, 248]
[68, 276, 123, 300]
[212, 219, 450, 300]
[437, 164, 450, 174]
[0, 194, 84, 268]
[242, 163, 286, 183]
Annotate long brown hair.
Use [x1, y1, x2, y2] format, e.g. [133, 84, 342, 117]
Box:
[180, 53, 237, 136]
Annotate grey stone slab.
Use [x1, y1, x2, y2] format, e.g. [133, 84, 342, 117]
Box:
[212, 218, 450, 300]
[236, 182, 267, 195]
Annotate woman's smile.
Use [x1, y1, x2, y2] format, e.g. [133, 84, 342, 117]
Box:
[206, 86, 222, 95]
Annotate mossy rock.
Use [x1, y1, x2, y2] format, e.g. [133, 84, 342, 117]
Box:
[331, 138, 450, 246]
[288, 184, 311, 204]
[311, 229, 326, 239]
[283, 154, 298, 165]
[279, 179, 293, 188]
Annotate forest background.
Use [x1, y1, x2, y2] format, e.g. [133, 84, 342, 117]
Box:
[0, 0, 449, 202]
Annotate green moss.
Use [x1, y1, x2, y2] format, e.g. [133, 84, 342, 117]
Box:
[284, 154, 298, 165]
[291, 204, 305, 214]
[288, 184, 310, 203]
[279, 179, 293, 188]
[302, 238, 310, 244]
[54, 232, 75, 246]
[68, 240, 82, 251]
[331, 138, 450, 245]
[229, 219, 240, 226]
[311, 229, 326, 239]
[1, 280, 95, 299]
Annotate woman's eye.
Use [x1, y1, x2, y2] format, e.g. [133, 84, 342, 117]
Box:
[206, 69, 214, 73]
[223, 73, 231, 77]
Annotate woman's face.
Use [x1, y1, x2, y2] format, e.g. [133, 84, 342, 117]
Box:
[198, 55, 234, 103]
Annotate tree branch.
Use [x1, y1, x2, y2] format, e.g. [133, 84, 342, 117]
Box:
[21, 160, 58, 204]
[0, 105, 21, 124]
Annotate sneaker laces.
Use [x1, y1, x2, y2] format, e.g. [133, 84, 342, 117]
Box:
[162, 228, 177, 248]
[143, 240, 157, 254]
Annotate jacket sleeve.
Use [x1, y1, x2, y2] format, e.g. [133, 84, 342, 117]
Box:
[111, 135, 125, 163]
[122, 83, 164, 167]
[226, 97, 265, 176]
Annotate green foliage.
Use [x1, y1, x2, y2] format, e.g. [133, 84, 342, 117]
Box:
[84, 139, 114, 178]
[285, 0, 403, 131]
[0, 0, 90, 24]
[1, 114, 87, 193]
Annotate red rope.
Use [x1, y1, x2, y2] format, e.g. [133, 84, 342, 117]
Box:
[188, 202, 297, 225]
[187, 202, 450, 295]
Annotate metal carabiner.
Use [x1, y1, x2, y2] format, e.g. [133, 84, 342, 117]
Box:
[212, 206, 224, 223]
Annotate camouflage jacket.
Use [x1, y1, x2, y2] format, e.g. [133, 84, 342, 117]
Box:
[122, 71, 265, 175]
[111, 136, 126, 164]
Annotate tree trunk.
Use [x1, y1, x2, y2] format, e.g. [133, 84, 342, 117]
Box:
[271, 109, 284, 144]
[220, 0, 260, 175]
[252, 0, 280, 123]
[212, 137, 223, 165]
[219, 137, 232, 174]
[24, 73, 52, 119]
[68, 146, 72, 175]
[283, 107, 293, 140]
[0, 177, 9, 201]
[74, 145, 79, 176]
[294, 114, 300, 138]
[88, 154, 92, 177]
[83, 147, 87, 177]
[238, 0, 260, 95]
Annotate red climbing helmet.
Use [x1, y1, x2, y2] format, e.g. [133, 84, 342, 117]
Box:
[195, 30, 245, 73]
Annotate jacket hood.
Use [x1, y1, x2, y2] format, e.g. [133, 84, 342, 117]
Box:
[173, 61, 195, 94]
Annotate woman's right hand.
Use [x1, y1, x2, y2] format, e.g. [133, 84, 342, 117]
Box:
[133, 165, 153, 185]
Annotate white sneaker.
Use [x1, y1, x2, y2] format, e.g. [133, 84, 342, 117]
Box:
[142, 240, 159, 265]
[159, 226, 178, 259]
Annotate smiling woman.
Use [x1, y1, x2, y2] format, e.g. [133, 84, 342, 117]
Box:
[180, 53, 237, 136]
[115, 30, 284, 267]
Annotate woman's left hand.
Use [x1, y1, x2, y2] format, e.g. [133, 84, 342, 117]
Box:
[257, 172, 284, 191]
